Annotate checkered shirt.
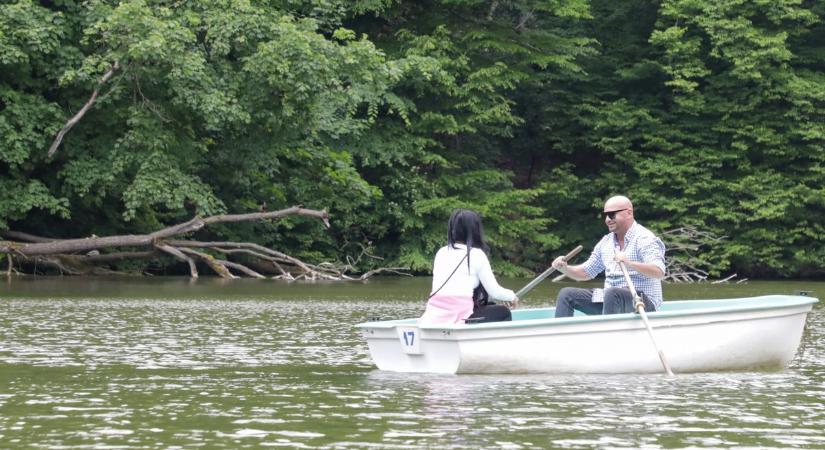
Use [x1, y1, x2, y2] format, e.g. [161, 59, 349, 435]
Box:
[581, 221, 666, 309]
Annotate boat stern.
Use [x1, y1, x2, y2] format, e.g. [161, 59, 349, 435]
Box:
[356, 319, 462, 374]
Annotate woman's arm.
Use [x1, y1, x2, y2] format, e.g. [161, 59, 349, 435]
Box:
[474, 249, 516, 301]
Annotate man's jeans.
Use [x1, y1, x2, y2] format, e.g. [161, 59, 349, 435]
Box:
[554, 287, 656, 318]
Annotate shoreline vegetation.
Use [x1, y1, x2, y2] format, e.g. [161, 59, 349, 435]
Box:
[2, 1, 823, 281]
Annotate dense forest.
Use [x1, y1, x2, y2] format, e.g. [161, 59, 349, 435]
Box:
[1, 0, 823, 279]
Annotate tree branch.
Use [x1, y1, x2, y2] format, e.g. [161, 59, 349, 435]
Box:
[0, 230, 56, 243]
[0, 206, 327, 256]
[515, 9, 534, 33]
[155, 243, 198, 278]
[48, 61, 120, 158]
[177, 247, 237, 278]
[0, 206, 404, 280]
[166, 240, 318, 275]
[201, 206, 329, 228]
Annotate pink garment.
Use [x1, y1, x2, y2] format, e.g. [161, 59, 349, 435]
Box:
[419, 295, 474, 325]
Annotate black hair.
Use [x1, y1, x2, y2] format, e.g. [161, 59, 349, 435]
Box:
[447, 208, 489, 270]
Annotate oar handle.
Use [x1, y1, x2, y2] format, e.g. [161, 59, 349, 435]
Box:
[562, 244, 584, 262]
[515, 245, 583, 298]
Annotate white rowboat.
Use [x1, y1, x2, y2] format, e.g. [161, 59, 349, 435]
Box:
[356, 295, 817, 374]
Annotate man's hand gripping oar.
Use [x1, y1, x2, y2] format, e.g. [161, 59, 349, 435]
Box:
[507, 245, 584, 309]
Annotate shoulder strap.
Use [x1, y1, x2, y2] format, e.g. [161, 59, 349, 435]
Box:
[428, 253, 468, 299]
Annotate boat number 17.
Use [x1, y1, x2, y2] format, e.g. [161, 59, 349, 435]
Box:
[402, 331, 415, 346]
[397, 327, 422, 354]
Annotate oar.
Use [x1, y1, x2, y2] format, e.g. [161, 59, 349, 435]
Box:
[515, 245, 583, 298]
[618, 261, 674, 376]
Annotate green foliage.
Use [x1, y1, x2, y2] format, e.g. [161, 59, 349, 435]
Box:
[1, 0, 822, 279]
[0, 179, 69, 229]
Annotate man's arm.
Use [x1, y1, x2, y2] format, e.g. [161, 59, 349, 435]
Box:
[614, 248, 665, 279]
[613, 234, 665, 280]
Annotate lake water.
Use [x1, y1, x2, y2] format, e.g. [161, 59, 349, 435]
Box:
[1, 276, 823, 449]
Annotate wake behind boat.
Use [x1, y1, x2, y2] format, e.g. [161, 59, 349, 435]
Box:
[356, 295, 817, 374]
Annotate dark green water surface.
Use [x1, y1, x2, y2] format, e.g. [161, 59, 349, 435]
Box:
[1, 277, 823, 449]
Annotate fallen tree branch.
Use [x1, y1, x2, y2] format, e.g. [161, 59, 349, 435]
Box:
[712, 273, 737, 284]
[155, 243, 198, 278]
[0, 206, 326, 256]
[210, 247, 297, 278]
[662, 226, 732, 283]
[218, 259, 266, 279]
[48, 61, 120, 158]
[166, 239, 318, 275]
[177, 247, 265, 279]
[357, 267, 412, 280]
[0, 205, 404, 280]
[202, 207, 330, 228]
[0, 230, 56, 243]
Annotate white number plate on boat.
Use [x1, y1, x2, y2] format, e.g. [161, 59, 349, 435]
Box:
[397, 327, 422, 354]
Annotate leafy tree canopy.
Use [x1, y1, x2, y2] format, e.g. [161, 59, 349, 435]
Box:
[1, 0, 822, 278]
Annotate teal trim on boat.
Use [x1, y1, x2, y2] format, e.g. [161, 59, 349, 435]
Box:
[356, 295, 818, 330]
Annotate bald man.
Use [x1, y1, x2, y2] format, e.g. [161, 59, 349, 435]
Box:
[551, 195, 666, 317]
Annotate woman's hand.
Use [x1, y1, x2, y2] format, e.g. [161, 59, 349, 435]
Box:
[507, 296, 519, 310]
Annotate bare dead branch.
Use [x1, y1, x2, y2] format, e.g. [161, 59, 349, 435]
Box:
[178, 247, 237, 279]
[132, 71, 169, 122]
[515, 9, 534, 32]
[712, 274, 738, 284]
[662, 226, 730, 283]
[0, 230, 56, 243]
[219, 260, 265, 279]
[358, 267, 412, 280]
[166, 240, 322, 276]
[210, 248, 301, 278]
[0, 206, 326, 256]
[201, 206, 329, 228]
[213, 247, 276, 260]
[155, 243, 198, 278]
[0, 206, 404, 280]
[48, 61, 120, 158]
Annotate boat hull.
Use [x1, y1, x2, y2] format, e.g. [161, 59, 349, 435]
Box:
[356, 295, 817, 374]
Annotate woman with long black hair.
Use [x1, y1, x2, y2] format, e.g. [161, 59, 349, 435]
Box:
[419, 209, 518, 325]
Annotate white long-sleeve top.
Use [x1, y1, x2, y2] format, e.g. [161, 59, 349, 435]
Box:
[430, 244, 516, 301]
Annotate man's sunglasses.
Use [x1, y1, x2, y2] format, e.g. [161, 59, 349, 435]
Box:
[602, 209, 628, 220]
